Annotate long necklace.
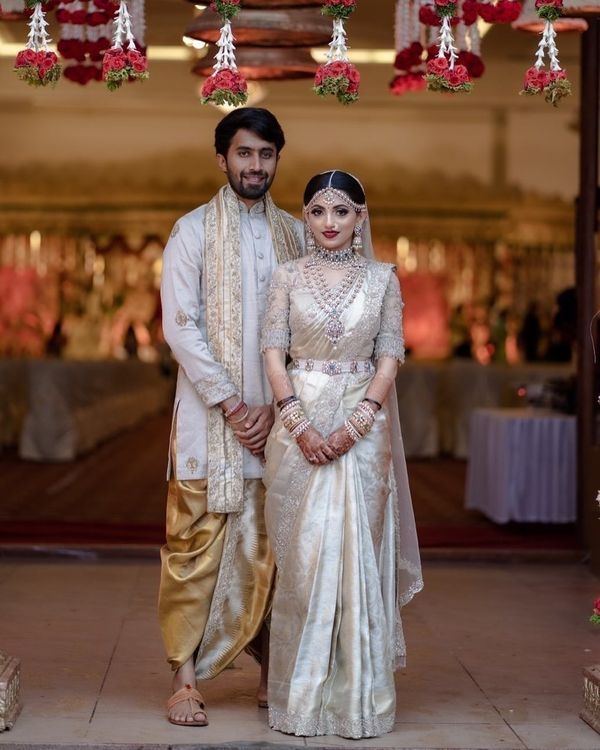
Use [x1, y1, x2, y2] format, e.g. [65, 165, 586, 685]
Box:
[304, 246, 366, 346]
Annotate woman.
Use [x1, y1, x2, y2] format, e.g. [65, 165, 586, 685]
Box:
[261, 170, 423, 739]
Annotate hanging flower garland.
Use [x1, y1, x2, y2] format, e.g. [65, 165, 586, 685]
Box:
[520, 0, 571, 106]
[314, 0, 360, 105]
[477, 0, 522, 24]
[201, 0, 247, 106]
[425, 0, 473, 93]
[102, 0, 148, 91]
[0, 0, 28, 20]
[57, 0, 114, 85]
[14, 0, 61, 87]
[389, 0, 426, 97]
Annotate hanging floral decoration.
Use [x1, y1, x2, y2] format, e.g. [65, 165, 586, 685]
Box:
[102, 0, 148, 91]
[209, 0, 240, 20]
[520, 0, 571, 106]
[424, 0, 473, 93]
[0, 0, 28, 20]
[201, 0, 247, 106]
[57, 0, 116, 85]
[14, 0, 62, 87]
[477, 0, 522, 23]
[390, 0, 427, 97]
[314, 0, 359, 105]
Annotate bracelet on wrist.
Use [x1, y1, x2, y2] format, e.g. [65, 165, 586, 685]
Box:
[364, 397, 382, 411]
[224, 399, 245, 419]
[291, 419, 311, 439]
[228, 407, 250, 424]
[277, 395, 297, 410]
[344, 419, 361, 443]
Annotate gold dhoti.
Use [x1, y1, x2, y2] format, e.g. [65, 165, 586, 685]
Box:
[158, 478, 274, 679]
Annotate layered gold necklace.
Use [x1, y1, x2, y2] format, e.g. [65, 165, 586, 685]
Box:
[303, 246, 367, 346]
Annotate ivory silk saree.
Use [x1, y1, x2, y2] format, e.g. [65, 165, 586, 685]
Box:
[261, 258, 423, 739]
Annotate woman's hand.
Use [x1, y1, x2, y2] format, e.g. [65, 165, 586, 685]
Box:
[327, 426, 355, 459]
[296, 426, 338, 465]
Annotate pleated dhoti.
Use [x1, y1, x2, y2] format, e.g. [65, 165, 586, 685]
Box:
[158, 478, 274, 679]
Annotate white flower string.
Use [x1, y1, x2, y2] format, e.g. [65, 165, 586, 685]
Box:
[213, 19, 238, 72]
[27, 2, 52, 52]
[86, 1, 113, 47]
[112, 0, 137, 51]
[395, 0, 408, 52]
[437, 15, 458, 70]
[468, 18, 481, 55]
[327, 18, 350, 63]
[390, 0, 427, 97]
[129, 0, 145, 48]
[2, 0, 25, 12]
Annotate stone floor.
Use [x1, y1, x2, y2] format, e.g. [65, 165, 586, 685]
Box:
[0, 556, 599, 750]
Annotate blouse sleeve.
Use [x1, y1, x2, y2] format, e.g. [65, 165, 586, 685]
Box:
[374, 269, 406, 363]
[260, 263, 292, 353]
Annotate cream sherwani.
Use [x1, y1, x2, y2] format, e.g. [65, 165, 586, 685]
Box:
[159, 187, 303, 676]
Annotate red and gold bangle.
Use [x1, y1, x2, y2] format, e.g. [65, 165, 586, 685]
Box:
[225, 399, 246, 419]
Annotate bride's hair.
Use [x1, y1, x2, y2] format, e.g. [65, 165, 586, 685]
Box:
[303, 170, 366, 208]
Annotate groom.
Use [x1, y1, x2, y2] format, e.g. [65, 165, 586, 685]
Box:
[159, 108, 303, 726]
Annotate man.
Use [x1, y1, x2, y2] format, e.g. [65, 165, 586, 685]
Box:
[159, 108, 303, 726]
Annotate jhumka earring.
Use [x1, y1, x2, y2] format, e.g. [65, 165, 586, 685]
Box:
[352, 225, 363, 252]
[306, 226, 316, 252]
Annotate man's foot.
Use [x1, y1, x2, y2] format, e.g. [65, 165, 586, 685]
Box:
[167, 684, 208, 726]
[256, 686, 268, 709]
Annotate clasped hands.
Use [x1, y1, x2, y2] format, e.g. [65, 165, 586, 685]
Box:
[228, 404, 274, 458]
[296, 424, 354, 466]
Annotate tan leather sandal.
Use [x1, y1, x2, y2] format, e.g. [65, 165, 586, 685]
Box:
[167, 684, 208, 727]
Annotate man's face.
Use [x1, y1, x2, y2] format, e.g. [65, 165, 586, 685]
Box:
[216, 128, 279, 203]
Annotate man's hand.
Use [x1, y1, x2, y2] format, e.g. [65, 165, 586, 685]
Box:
[296, 426, 338, 466]
[327, 425, 355, 459]
[230, 405, 274, 456]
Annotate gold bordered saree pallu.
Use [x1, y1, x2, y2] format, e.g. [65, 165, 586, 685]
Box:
[204, 185, 300, 514]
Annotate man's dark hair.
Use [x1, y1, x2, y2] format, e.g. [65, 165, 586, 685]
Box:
[214, 108, 286, 157]
[303, 170, 366, 207]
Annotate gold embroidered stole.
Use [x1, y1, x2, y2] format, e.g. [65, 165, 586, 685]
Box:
[205, 185, 300, 513]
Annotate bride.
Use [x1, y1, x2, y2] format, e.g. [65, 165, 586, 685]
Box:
[260, 170, 423, 739]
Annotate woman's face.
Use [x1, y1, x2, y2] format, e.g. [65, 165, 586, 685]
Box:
[305, 195, 364, 252]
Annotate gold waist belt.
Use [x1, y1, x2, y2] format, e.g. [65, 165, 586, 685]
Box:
[290, 358, 374, 376]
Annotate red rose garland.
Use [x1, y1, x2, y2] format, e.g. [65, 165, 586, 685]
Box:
[102, 0, 148, 91]
[14, 0, 61, 86]
[57, 0, 114, 85]
[425, 0, 473, 93]
[477, 0, 522, 23]
[520, 0, 571, 105]
[201, 0, 248, 106]
[389, 1, 426, 98]
[314, 0, 360, 104]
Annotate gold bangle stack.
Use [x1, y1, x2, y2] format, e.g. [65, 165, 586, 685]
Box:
[344, 400, 377, 443]
[280, 397, 311, 440]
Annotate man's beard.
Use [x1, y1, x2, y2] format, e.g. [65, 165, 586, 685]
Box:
[227, 169, 273, 200]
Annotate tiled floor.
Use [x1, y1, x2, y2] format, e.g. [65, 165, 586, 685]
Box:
[0, 557, 599, 749]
